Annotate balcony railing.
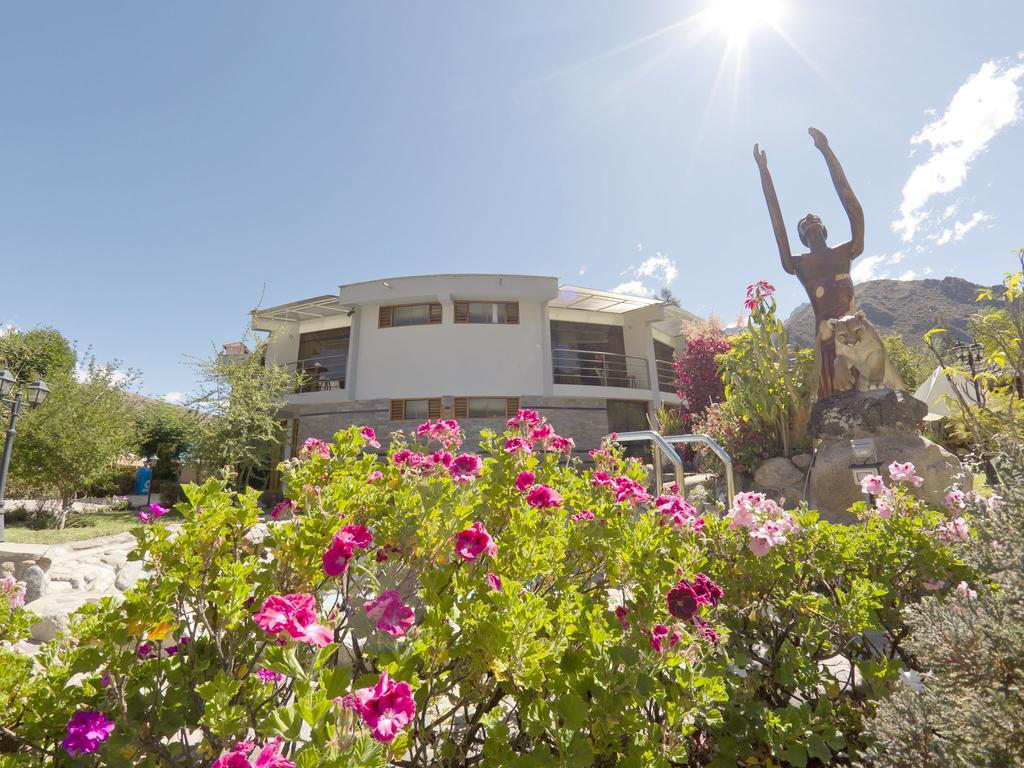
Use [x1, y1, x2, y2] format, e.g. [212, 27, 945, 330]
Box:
[552, 349, 651, 389]
[284, 353, 348, 393]
[655, 359, 677, 394]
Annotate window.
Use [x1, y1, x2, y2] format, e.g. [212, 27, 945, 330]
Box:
[379, 303, 442, 328]
[454, 301, 519, 324]
[452, 397, 519, 419]
[296, 328, 349, 391]
[390, 398, 443, 420]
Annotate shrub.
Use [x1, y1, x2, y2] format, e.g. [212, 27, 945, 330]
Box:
[0, 416, 968, 767]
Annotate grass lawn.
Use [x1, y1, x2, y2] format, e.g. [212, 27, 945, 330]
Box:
[3, 508, 181, 545]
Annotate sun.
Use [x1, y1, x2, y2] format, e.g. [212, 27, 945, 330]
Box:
[703, 0, 784, 43]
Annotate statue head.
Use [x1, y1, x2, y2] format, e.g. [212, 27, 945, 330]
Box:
[797, 213, 828, 247]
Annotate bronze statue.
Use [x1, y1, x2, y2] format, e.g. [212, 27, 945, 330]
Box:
[753, 127, 865, 399]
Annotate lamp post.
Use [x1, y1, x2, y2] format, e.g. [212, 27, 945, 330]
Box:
[949, 340, 986, 407]
[0, 370, 50, 543]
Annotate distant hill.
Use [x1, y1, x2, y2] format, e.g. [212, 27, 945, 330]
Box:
[784, 276, 1000, 348]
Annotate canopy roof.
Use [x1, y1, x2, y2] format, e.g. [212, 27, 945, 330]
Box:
[251, 295, 349, 324]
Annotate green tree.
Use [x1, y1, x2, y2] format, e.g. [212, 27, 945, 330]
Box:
[882, 334, 931, 391]
[9, 359, 138, 528]
[134, 400, 200, 487]
[0, 325, 75, 382]
[190, 339, 295, 489]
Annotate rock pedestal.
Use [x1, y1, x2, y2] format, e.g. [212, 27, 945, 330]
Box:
[807, 389, 961, 522]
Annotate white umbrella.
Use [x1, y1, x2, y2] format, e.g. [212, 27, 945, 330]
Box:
[913, 366, 978, 421]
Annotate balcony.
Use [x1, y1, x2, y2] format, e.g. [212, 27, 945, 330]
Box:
[552, 349, 651, 389]
[284, 353, 347, 393]
[656, 359, 677, 394]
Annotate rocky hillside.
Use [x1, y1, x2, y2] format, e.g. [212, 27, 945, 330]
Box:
[784, 276, 999, 348]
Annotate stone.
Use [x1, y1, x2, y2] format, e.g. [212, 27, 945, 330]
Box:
[89, 567, 116, 594]
[809, 389, 928, 439]
[0, 561, 14, 579]
[808, 433, 961, 522]
[26, 592, 105, 642]
[754, 457, 806, 506]
[791, 453, 813, 470]
[243, 523, 270, 549]
[100, 552, 128, 569]
[23, 564, 49, 603]
[114, 560, 148, 592]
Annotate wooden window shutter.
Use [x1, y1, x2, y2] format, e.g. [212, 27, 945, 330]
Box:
[379, 305, 394, 328]
[454, 301, 469, 323]
[504, 302, 519, 324]
[428, 303, 442, 324]
[290, 418, 301, 458]
[427, 398, 443, 419]
[389, 400, 404, 420]
[453, 397, 469, 419]
[505, 398, 520, 419]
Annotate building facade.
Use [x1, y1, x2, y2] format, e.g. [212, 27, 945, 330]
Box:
[250, 274, 693, 458]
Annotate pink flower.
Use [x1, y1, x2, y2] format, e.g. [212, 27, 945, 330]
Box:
[526, 484, 563, 509]
[363, 591, 416, 637]
[667, 573, 722, 620]
[253, 593, 333, 647]
[744, 280, 776, 311]
[137, 502, 170, 523]
[270, 498, 295, 519]
[649, 623, 670, 653]
[570, 509, 596, 523]
[417, 419, 463, 448]
[454, 521, 498, 562]
[449, 453, 483, 484]
[367, 470, 384, 483]
[549, 435, 575, 455]
[860, 474, 886, 496]
[529, 423, 556, 447]
[361, 427, 381, 449]
[252, 739, 295, 768]
[504, 437, 533, 454]
[610, 476, 650, 506]
[888, 461, 923, 487]
[614, 605, 629, 630]
[591, 471, 613, 487]
[514, 471, 535, 491]
[655, 495, 703, 531]
[300, 438, 331, 459]
[487, 572, 502, 591]
[507, 409, 542, 429]
[937, 516, 970, 543]
[875, 499, 894, 519]
[211, 751, 251, 768]
[692, 615, 721, 645]
[61, 711, 115, 756]
[944, 488, 966, 510]
[322, 525, 373, 576]
[344, 671, 416, 743]
[256, 668, 284, 683]
[1, 575, 26, 609]
[987, 494, 1003, 510]
[955, 581, 977, 600]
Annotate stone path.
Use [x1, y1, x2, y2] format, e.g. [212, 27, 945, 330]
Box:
[1, 531, 146, 643]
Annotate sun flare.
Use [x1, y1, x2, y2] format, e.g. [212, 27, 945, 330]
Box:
[703, 0, 784, 44]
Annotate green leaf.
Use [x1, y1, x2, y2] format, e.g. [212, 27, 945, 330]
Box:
[807, 735, 832, 763]
[261, 704, 304, 740]
[554, 693, 588, 732]
[782, 742, 808, 767]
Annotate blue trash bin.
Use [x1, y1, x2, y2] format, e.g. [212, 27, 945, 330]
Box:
[134, 466, 152, 495]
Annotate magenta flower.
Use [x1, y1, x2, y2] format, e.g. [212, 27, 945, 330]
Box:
[610, 476, 650, 505]
[570, 509, 596, 523]
[514, 471, 535, 492]
[507, 408, 542, 429]
[299, 438, 331, 458]
[361, 426, 381, 449]
[256, 668, 284, 683]
[454, 521, 497, 561]
[137, 502, 170, 523]
[487, 572, 502, 591]
[61, 711, 115, 756]
[655, 495, 703, 530]
[649, 623, 670, 653]
[368, 470, 384, 483]
[449, 453, 483, 484]
[504, 436, 533, 454]
[615, 605, 629, 629]
[363, 591, 416, 637]
[549, 435, 575, 454]
[322, 524, 373, 576]
[693, 573, 723, 606]
[528, 423, 556, 448]
[526, 484, 563, 509]
[270, 498, 295, 520]
[667, 573, 722, 620]
[860, 474, 886, 496]
[430, 450, 454, 469]
[213, 739, 295, 768]
[744, 280, 776, 311]
[692, 615, 721, 645]
[1, 575, 26, 609]
[889, 461, 924, 487]
[591, 471, 613, 487]
[343, 671, 416, 743]
[253, 593, 333, 647]
[211, 751, 251, 768]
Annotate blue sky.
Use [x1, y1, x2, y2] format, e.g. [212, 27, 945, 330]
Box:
[1, 1, 1022, 400]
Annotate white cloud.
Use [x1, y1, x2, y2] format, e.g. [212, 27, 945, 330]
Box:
[610, 251, 678, 298]
[162, 391, 187, 405]
[610, 280, 655, 297]
[851, 252, 913, 283]
[74, 362, 131, 387]
[893, 55, 1024, 242]
[929, 210, 993, 246]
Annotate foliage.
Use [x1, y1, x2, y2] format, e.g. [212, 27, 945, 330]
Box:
[190, 339, 294, 490]
[690, 401, 774, 475]
[718, 283, 814, 459]
[7, 359, 138, 528]
[672, 330, 731, 433]
[0, 326, 76, 383]
[134, 401, 200, 489]
[881, 335, 930, 392]
[863, 441, 1024, 767]
[0, 413, 971, 767]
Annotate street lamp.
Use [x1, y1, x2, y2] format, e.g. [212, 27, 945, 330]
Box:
[0, 371, 51, 543]
[948, 340, 986, 407]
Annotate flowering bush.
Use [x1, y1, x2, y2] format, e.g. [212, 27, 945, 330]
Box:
[690, 400, 775, 475]
[0, 415, 970, 766]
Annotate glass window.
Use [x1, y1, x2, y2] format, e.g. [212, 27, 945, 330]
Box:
[402, 399, 429, 420]
[468, 302, 496, 323]
[468, 398, 508, 418]
[393, 305, 430, 326]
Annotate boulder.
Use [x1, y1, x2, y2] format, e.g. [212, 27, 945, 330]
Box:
[114, 560, 148, 592]
[26, 592, 105, 643]
[809, 389, 927, 439]
[0, 561, 14, 579]
[754, 457, 806, 506]
[791, 453, 813, 470]
[23, 564, 49, 603]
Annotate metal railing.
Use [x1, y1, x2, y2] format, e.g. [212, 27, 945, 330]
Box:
[284, 353, 348, 393]
[552, 349, 651, 389]
[614, 430, 735, 507]
[655, 359, 676, 394]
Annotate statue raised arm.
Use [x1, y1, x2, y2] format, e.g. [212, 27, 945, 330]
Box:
[753, 144, 796, 274]
[808, 127, 864, 258]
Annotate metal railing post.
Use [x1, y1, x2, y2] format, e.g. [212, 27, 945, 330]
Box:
[612, 430, 735, 507]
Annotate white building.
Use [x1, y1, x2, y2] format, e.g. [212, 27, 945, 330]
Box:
[251, 274, 694, 458]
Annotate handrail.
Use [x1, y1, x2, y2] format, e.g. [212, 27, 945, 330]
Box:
[613, 430, 735, 507]
[552, 349, 651, 389]
[283, 353, 348, 392]
[654, 359, 676, 393]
